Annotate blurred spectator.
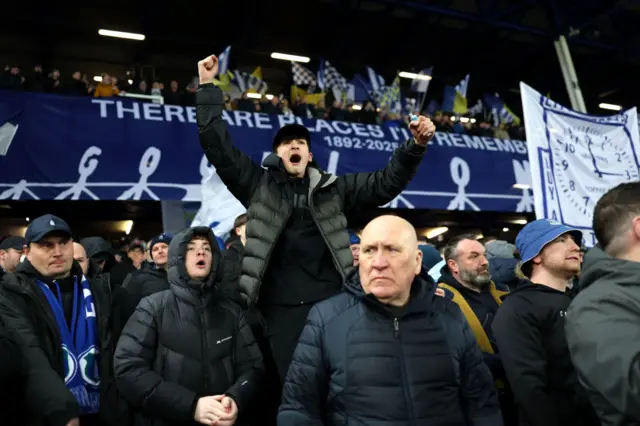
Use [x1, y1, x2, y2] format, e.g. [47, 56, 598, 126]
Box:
[93, 73, 120, 97]
[0, 236, 25, 277]
[163, 80, 182, 105]
[494, 122, 510, 140]
[452, 117, 466, 134]
[182, 81, 197, 106]
[359, 100, 378, 124]
[27, 64, 45, 92]
[0, 65, 24, 90]
[294, 95, 315, 119]
[314, 99, 327, 119]
[261, 95, 281, 115]
[46, 69, 62, 93]
[281, 98, 294, 116]
[150, 81, 163, 97]
[223, 94, 233, 111]
[237, 92, 255, 112]
[67, 71, 88, 96]
[329, 99, 346, 121]
[133, 80, 149, 95]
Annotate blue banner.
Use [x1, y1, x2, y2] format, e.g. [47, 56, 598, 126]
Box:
[0, 91, 533, 212]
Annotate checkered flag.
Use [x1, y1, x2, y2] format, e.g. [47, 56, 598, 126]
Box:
[323, 61, 347, 90]
[292, 62, 316, 87]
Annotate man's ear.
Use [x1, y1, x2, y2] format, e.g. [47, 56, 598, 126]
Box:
[308, 152, 313, 162]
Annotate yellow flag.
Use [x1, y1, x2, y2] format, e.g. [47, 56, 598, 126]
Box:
[291, 85, 325, 106]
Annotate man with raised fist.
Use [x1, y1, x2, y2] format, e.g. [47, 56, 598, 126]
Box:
[196, 53, 434, 421]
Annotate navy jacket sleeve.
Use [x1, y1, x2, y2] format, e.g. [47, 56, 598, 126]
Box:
[114, 296, 198, 422]
[457, 311, 504, 426]
[196, 84, 264, 207]
[226, 311, 264, 411]
[277, 305, 328, 426]
[492, 298, 559, 426]
[340, 138, 425, 214]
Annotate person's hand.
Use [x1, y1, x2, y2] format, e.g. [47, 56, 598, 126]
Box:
[211, 395, 238, 426]
[193, 396, 229, 425]
[65, 418, 80, 426]
[198, 55, 219, 85]
[408, 115, 436, 146]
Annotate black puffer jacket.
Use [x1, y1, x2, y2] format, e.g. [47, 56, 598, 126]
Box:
[196, 84, 426, 306]
[114, 261, 168, 337]
[114, 227, 264, 426]
[0, 260, 119, 426]
[278, 270, 502, 426]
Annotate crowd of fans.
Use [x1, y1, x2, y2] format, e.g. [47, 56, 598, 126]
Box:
[0, 58, 638, 426]
[1, 63, 525, 139]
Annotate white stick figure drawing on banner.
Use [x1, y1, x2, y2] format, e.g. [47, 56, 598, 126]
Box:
[55, 146, 102, 200]
[0, 179, 39, 200]
[447, 157, 480, 211]
[512, 159, 534, 212]
[118, 147, 161, 200]
[180, 154, 208, 200]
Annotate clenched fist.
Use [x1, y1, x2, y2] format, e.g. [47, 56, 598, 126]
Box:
[408, 116, 436, 146]
[198, 55, 219, 85]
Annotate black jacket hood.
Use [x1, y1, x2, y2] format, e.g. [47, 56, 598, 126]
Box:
[167, 226, 221, 296]
[79, 236, 113, 259]
[580, 245, 640, 291]
[503, 280, 566, 297]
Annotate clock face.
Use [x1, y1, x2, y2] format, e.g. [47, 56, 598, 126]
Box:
[550, 125, 640, 229]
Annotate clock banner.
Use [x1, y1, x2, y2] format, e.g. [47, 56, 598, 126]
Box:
[0, 90, 534, 214]
[520, 82, 640, 246]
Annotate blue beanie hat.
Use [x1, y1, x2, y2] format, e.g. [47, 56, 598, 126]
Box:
[149, 233, 173, 253]
[348, 231, 360, 245]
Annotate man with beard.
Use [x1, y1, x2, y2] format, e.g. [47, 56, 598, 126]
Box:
[492, 219, 599, 426]
[437, 233, 515, 425]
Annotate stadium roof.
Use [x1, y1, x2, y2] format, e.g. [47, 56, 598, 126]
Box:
[2, 0, 639, 113]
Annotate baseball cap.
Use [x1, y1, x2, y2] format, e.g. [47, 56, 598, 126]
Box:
[516, 219, 582, 268]
[0, 236, 25, 251]
[272, 124, 311, 151]
[24, 214, 72, 245]
[149, 233, 173, 253]
[128, 239, 146, 251]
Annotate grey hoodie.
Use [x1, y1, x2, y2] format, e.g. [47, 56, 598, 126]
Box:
[566, 246, 640, 426]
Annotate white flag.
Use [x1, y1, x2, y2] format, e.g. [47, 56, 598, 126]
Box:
[520, 82, 640, 247]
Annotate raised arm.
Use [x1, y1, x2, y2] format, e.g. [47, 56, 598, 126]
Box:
[340, 116, 434, 214]
[196, 55, 264, 207]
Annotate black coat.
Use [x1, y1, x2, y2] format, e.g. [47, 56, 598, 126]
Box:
[0, 306, 27, 425]
[492, 282, 599, 426]
[196, 84, 426, 307]
[278, 270, 502, 426]
[114, 227, 264, 426]
[114, 262, 169, 339]
[0, 260, 120, 426]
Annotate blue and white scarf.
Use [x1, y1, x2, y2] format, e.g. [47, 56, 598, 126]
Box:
[37, 275, 101, 414]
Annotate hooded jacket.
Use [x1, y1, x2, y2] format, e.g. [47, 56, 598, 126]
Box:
[196, 84, 426, 306]
[278, 270, 502, 426]
[0, 259, 117, 426]
[114, 227, 264, 426]
[492, 282, 598, 426]
[566, 246, 640, 426]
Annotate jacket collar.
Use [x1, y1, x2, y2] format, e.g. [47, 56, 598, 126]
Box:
[262, 153, 338, 192]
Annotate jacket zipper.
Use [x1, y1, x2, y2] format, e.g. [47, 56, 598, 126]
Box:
[308, 188, 345, 280]
[394, 317, 417, 426]
[200, 309, 210, 392]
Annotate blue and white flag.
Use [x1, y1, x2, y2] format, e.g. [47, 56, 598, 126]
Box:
[233, 70, 268, 94]
[520, 82, 640, 247]
[191, 160, 246, 239]
[366, 66, 386, 95]
[218, 46, 231, 75]
[411, 67, 433, 94]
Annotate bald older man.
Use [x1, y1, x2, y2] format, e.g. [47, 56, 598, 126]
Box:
[278, 215, 502, 426]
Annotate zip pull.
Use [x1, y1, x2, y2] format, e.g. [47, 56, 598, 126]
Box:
[393, 317, 400, 338]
